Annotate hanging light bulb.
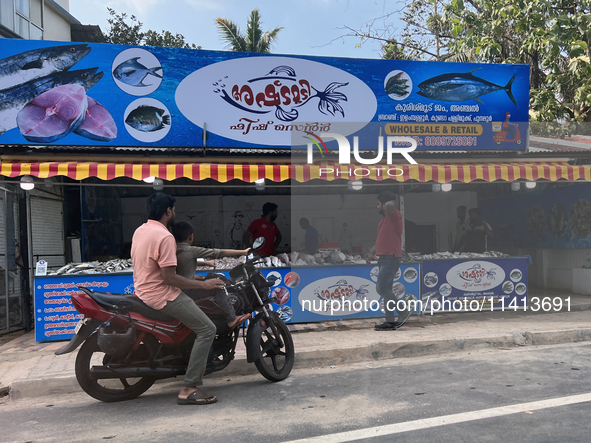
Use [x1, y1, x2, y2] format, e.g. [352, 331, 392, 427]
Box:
[441, 183, 452, 192]
[525, 181, 536, 189]
[143, 176, 156, 184]
[348, 180, 363, 190]
[432, 183, 441, 192]
[152, 178, 164, 191]
[511, 182, 521, 191]
[255, 178, 265, 191]
[20, 175, 35, 191]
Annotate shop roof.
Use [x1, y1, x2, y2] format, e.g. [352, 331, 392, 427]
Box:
[1, 160, 588, 184]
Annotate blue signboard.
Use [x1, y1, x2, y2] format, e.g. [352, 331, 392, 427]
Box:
[34, 268, 293, 342]
[34, 273, 134, 342]
[289, 264, 421, 322]
[420, 257, 528, 313]
[1, 39, 529, 150]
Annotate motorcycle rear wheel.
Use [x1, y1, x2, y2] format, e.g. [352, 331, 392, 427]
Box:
[75, 333, 156, 402]
[254, 314, 294, 382]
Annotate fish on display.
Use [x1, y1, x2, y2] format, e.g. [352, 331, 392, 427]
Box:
[0, 67, 103, 135]
[125, 105, 170, 132]
[113, 57, 162, 87]
[0, 44, 91, 90]
[417, 69, 517, 106]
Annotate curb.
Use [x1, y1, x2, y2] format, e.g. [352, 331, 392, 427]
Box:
[8, 327, 591, 400]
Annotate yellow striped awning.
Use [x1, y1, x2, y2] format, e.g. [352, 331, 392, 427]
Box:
[0, 161, 589, 183]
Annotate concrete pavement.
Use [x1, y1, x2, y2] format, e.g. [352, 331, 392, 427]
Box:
[1, 291, 591, 400]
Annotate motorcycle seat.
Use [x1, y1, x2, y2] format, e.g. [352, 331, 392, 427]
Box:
[79, 287, 175, 322]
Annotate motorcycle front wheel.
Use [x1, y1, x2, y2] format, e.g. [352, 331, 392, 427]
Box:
[75, 333, 156, 402]
[254, 314, 294, 382]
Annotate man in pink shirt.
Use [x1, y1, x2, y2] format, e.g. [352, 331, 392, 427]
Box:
[131, 193, 225, 405]
[366, 191, 412, 331]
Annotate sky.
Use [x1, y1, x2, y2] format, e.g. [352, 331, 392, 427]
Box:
[68, 0, 403, 60]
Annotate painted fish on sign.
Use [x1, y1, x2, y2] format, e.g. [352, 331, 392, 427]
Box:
[175, 56, 377, 146]
[445, 261, 506, 291]
[297, 276, 380, 317]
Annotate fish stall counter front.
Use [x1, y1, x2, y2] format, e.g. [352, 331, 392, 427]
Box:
[33, 262, 424, 342]
[286, 262, 422, 323]
[419, 255, 529, 314]
[34, 268, 294, 342]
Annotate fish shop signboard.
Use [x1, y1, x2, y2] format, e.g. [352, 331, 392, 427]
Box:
[421, 257, 528, 312]
[0, 39, 529, 150]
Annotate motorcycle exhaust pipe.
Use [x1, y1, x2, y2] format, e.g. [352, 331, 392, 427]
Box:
[89, 366, 185, 379]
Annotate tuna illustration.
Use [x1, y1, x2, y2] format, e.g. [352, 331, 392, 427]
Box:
[0, 44, 91, 90]
[0, 67, 103, 135]
[417, 69, 517, 106]
[125, 105, 170, 132]
[217, 65, 349, 122]
[17, 84, 88, 143]
[113, 58, 162, 87]
[74, 96, 117, 142]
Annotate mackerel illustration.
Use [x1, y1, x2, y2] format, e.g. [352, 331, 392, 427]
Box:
[0, 67, 103, 135]
[0, 44, 91, 91]
[417, 69, 517, 106]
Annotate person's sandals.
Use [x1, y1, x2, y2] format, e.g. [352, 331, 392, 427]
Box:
[374, 322, 397, 331]
[177, 388, 217, 405]
[228, 313, 252, 330]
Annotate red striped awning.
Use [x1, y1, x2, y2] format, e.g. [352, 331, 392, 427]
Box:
[0, 161, 589, 183]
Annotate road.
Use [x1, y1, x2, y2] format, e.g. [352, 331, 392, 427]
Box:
[2, 342, 591, 442]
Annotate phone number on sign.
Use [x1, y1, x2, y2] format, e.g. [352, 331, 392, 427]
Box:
[424, 136, 477, 146]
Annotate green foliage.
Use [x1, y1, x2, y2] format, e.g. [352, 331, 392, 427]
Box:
[215, 8, 283, 53]
[102, 8, 199, 49]
[354, 1, 591, 126]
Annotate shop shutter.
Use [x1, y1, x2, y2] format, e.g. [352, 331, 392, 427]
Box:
[30, 196, 65, 269]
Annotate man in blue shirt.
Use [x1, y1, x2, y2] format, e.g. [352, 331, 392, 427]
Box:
[299, 218, 319, 255]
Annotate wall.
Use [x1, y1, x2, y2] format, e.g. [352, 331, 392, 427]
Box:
[43, 1, 73, 41]
[290, 190, 478, 253]
[121, 195, 292, 252]
[404, 190, 478, 252]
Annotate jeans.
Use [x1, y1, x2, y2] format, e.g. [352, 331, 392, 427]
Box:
[185, 288, 236, 323]
[160, 292, 216, 387]
[375, 255, 403, 323]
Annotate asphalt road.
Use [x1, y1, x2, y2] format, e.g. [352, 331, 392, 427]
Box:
[2, 342, 591, 442]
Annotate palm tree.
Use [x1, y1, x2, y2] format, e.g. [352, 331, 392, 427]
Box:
[215, 8, 282, 53]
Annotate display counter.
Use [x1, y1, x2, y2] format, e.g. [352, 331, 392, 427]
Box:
[420, 256, 529, 312]
[34, 256, 529, 342]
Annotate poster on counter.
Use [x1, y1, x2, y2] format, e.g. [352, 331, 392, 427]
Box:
[34, 268, 292, 342]
[34, 273, 134, 342]
[289, 264, 421, 322]
[420, 258, 528, 313]
[1, 39, 528, 150]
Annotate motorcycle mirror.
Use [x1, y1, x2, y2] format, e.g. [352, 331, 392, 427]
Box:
[252, 237, 265, 250]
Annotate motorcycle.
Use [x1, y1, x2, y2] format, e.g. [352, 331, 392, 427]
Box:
[55, 237, 294, 402]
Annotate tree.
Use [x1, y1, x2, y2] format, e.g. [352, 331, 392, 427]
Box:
[346, 0, 591, 132]
[215, 8, 282, 52]
[102, 8, 199, 49]
[442, 0, 591, 131]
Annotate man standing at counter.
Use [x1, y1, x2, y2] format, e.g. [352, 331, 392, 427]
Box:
[464, 208, 493, 253]
[243, 202, 282, 257]
[367, 191, 411, 331]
